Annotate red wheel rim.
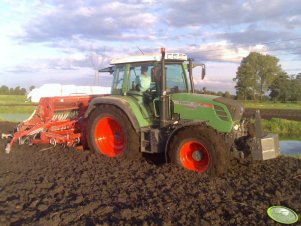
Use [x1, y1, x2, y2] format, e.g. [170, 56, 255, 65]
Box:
[94, 116, 125, 157]
[179, 140, 210, 173]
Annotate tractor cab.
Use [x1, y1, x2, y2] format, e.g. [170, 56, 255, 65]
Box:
[108, 53, 190, 94]
[101, 52, 205, 122]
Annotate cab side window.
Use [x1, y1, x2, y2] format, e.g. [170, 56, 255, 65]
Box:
[112, 66, 125, 94]
[129, 64, 154, 91]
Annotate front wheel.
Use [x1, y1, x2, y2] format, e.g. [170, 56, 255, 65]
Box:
[168, 126, 230, 175]
[87, 105, 140, 159]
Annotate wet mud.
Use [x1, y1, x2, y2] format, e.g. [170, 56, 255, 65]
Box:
[0, 122, 300, 225]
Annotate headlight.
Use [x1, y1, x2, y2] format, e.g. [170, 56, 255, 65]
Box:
[233, 124, 239, 131]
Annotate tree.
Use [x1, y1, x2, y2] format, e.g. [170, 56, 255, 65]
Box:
[234, 52, 283, 100]
[223, 91, 231, 99]
[233, 53, 257, 100]
[14, 86, 21, 95]
[20, 88, 27, 95]
[0, 85, 9, 94]
[288, 74, 301, 102]
[217, 91, 223, 97]
[0, 86, 28, 95]
[269, 72, 290, 102]
[29, 85, 35, 91]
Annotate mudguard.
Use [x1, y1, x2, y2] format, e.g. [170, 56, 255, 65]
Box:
[84, 96, 145, 133]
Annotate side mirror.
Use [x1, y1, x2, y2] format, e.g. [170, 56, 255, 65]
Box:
[192, 63, 206, 80]
[99, 66, 114, 74]
[202, 66, 206, 80]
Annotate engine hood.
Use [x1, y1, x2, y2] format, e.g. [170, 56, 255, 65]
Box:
[171, 93, 244, 122]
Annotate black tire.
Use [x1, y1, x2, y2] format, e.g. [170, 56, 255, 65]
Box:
[234, 135, 256, 163]
[168, 126, 231, 176]
[87, 105, 140, 160]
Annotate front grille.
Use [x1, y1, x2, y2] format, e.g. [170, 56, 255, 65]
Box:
[214, 105, 229, 121]
[215, 97, 244, 121]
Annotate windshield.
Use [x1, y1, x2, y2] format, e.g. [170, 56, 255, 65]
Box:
[111, 62, 189, 95]
[166, 63, 188, 93]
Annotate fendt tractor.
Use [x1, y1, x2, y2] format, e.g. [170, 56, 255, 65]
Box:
[4, 48, 280, 175]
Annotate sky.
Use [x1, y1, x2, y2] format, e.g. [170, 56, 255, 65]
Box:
[0, 0, 301, 94]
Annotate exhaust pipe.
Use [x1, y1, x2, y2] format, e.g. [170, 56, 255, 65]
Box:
[160, 48, 169, 128]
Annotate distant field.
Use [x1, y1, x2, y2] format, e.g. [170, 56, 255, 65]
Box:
[0, 95, 31, 105]
[242, 100, 301, 110]
[0, 106, 35, 114]
[2, 95, 300, 109]
[0, 95, 36, 113]
[0, 95, 301, 121]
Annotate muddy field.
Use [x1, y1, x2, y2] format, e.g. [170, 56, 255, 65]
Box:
[0, 121, 301, 225]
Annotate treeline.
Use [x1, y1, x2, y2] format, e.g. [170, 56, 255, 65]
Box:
[0, 85, 35, 95]
[233, 52, 301, 102]
[269, 73, 301, 102]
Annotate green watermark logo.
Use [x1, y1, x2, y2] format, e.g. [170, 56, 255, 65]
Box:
[267, 206, 299, 224]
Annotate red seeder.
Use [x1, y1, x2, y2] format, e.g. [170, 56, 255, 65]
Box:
[5, 95, 98, 153]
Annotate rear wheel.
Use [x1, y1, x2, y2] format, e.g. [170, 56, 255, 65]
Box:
[168, 126, 230, 175]
[87, 105, 140, 159]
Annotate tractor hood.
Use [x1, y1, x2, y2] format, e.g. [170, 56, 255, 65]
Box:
[171, 93, 244, 133]
[171, 93, 244, 121]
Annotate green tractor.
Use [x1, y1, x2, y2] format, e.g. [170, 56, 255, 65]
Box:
[85, 48, 279, 175]
[5, 48, 279, 174]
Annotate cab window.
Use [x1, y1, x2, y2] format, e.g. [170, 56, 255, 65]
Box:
[129, 63, 156, 91]
[112, 65, 125, 94]
[166, 63, 188, 93]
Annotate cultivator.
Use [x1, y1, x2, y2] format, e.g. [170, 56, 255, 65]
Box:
[5, 95, 98, 153]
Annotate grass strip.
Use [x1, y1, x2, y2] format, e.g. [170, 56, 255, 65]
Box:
[0, 106, 36, 114]
[262, 118, 301, 140]
[242, 101, 301, 110]
[0, 95, 33, 105]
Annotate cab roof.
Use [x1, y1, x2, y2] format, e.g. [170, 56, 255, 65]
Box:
[110, 52, 187, 64]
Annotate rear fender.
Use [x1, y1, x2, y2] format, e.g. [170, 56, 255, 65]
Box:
[85, 96, 141, 133]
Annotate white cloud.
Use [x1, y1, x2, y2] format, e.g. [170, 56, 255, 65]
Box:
[75, 7, 95, 17]
[178, 42, 268, 63]
[164, 0, 301, 28]
[1, 0, 300, 91]
[12, 1, 157, 43]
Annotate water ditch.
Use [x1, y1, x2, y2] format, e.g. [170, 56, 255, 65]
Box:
[0, 113, 31, 122]
[280, 140, 301, 155]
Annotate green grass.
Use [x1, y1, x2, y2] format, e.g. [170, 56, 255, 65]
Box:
[262, 118, 301, 140]
[280, 154, 301, 159]
[0, 95, 33, 105]
[242, 100, 301, 110]
[0, 95, 36, 113]
[0, 106, 35, 113]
